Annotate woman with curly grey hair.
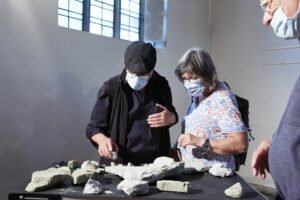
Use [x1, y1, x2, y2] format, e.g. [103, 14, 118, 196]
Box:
[176, 47, 248, 170]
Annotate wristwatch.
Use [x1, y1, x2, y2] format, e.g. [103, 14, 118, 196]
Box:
[201, 138, 211, 155]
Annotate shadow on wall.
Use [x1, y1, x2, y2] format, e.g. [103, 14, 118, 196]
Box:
[1, 72, 100, 198]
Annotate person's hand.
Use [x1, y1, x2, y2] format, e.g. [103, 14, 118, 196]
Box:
[251, 139, 271, 179]
[178, 133, 203, 148]
[147, 103, 175, 128]
[98, 137, 119, 159]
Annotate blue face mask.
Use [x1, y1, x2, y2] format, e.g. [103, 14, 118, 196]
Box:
[126, 72, 149, 91]
[270, 3, 300, 39]
[183, 79, 205, 97]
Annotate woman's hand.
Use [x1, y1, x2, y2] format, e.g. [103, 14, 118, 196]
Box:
[178, 133, 204, 148]
[147, 103, 176, 128]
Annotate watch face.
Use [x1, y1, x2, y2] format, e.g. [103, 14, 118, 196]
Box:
[192, 147, 209, 159]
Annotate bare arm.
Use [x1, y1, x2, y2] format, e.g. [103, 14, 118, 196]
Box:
[283, 0, 300, 17]
[178, 131, 248, 155]
[209, 132, 248, 155]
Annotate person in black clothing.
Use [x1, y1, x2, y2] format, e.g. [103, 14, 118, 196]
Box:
[86, 41, 178, 165]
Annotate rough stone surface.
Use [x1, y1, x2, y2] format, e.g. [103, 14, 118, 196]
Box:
[111, 151, 118, 160]
[83, 179, 103, 194]
[153, 156, 174, 166]
[72, 168, 96, 185]
[68, 160, 78, 169]
[81, 160, 97, 171]
[183, 159, 211, 174]
[157, 180, 189, 193]
[25, 167, 72, 192]
[225, 182, 243, 198]
[209, 163, 233, 177]
[105, 161, 184, 182]
[117, 180, 149, 196]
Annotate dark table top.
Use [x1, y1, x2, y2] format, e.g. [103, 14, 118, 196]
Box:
[9, 162, 267, 200]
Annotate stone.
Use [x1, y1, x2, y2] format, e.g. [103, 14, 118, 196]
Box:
[105, 161, 184, 182]
[225, 182, 243, 198]
[111, 151, 118, 160]
[209, 163, 233, 177]
[117, 180, 149, 196]
[153, 156, 174, 166]
[68, 160, 78, 169]
[72, 168, 96, 185]
[183, 159, 211, 174]
[81, 160, 97, 171]
[25, 167, 71, 192]
[157, 180, 189, 193]
[83, 179, 103, 194]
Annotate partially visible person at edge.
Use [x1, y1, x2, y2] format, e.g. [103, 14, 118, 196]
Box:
[251, 0, 300, 199]
[86, 41, 178, 165]
[175, 47, 248, 170]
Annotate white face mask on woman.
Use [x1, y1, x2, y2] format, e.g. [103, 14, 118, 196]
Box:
[184, 79, 205, 97]
[126, 72, 149, 91]
[270, 1, 300, 39]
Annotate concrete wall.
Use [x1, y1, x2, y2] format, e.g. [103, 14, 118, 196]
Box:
[0, 0, 210, 198]
[210, 0, 300, 188]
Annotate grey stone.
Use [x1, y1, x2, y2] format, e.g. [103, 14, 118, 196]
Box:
[25, 167, 71, 192]
[105, 161, 184, 182]
[209, 163, 233, 177]
[157, 180, 190, 193]
[68, 160, 78, 169]
[153, 156, 174, 166]
[83, 179, 103, 194]
[225, 182, 243, 198]
[111, 151, 118, 160]
[183, 159, 211, 174]
[81, 160, 97, 171]
[117, 180, 149, 196]
[72, 168, 96, 185]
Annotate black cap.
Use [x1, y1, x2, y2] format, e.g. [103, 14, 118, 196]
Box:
[124, 41, 156, 73]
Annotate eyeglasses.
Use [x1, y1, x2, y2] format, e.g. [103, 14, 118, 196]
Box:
[260, 0, 273, 13]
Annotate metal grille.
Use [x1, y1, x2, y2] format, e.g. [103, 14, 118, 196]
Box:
[89, 0, 114, 37]
[58, 0, 83, 31]
[120, 0, 140, 41]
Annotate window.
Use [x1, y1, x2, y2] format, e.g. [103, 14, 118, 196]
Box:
[58, 0, 83, 31]
[58, 0, 167, 47]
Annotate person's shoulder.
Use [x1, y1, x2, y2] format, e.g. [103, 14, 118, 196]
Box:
[212, 83, 235, 103]
[101, 74, 121, 94]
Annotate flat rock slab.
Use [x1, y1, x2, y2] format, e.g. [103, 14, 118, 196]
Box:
[105, 162, 184, 182]
[183, 159, 211, 174]
[25, 167, 71, 192]
[117, 180, 149, 196]
[157, 180, 190, 193]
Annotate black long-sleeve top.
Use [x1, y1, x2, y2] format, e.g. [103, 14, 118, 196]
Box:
[86, 70, 178, 165]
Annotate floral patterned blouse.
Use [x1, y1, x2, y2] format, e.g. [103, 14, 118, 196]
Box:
[180, 82, 248, 170]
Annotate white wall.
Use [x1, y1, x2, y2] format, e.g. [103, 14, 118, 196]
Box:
[210, 0, 300, 188]
[0, 0, 210, 198]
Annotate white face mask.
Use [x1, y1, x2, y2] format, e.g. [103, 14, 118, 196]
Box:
[270, 2, 300, 39]
[183, 79, 205, 97]
[126, 72, 149, 91]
